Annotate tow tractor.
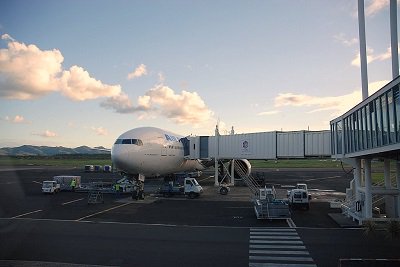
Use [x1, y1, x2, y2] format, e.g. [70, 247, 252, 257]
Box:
[158, 177, 203, 199]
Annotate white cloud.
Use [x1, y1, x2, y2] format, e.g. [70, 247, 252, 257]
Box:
[274, 80, 389, 117]
[127, 64, 147, 80]
[59, 65, 121, 101]
[0, 34, 121, 101]
[100, 92, 149, 113]
[91, 126, 108, 136]
[351, 46, 392, 67]
[4, 115, 28, 123]
[100, 84, 214, 125]
[334, 33, 358, 47]
[365, 0, 389, 17]
[257, 110, 281, 116]
[32, 130, 57, 138]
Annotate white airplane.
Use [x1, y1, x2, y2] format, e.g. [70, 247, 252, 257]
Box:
[111, 126, 251, 198]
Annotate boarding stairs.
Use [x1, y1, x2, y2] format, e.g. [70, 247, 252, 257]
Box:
[232, 162, 262, 197]
[231, 161, 290, 219]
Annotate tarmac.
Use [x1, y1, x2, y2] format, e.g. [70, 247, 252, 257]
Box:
[1, 166, 399, 267]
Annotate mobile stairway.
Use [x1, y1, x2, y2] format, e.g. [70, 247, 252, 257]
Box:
[232, 162, 290, 220]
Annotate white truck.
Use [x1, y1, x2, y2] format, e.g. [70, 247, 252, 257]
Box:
[158, 177, 203, 199]
[288, 188, 310, 210]
[42, 180, 61, 194]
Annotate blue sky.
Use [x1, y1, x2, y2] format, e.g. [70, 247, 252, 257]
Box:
[0, 0, 398, 148]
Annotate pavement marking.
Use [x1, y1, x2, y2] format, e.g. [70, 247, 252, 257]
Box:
[249, 250, 310, 255]
[250, 236, 300, 240]
[287, 218, 297, 228]
[304, 175, 341, 182]
[62, 198, 85, 205]
[251, 228, 296, 231]
[250, 245, 306, 250]
[249, 227, 316, 267]
[32, 181, 42, 185]
[249, 263, 317, 267]
[75, 202, 132, 221]
[250, 232, 298, 236]
[249, 256, 314, 262]
[11, 209, 43, 219]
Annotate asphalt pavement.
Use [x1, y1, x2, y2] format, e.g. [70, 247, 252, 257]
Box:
[0, 166, 399, 267]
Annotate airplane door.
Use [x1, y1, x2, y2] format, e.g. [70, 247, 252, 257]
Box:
[161, 146, 167, 156]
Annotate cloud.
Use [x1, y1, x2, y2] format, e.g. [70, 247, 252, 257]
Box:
[0, 34, 121, 101]
[351, 46, 392, 67]
[91, 126, 108, 136]
[257, 110, 281, 116]
[334, 33, 358, 47]
[101, 84, 214, 125]
[59, 66, 121, 101]
[274, 80, 389, 117]
[100, 92, 150, 113]
[32, 130, 57, 138]
[127, 64, 147, 80]
[4, 115, 28, 123]
[365, 0, 389, 17]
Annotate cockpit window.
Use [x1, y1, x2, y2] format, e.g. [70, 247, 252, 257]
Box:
[114, 139, 143, 146]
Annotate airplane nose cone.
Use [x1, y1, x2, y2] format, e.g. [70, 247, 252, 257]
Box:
[111, 145, 131, 171]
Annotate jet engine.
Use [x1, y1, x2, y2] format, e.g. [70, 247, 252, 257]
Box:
[228, 159, 251, 178]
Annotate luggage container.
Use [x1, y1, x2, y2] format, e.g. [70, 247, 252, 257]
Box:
[53, 175, 81, 191]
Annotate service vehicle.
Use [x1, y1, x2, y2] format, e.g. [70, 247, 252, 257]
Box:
[158, 177, 203, 199]
[42, 180, 60, 194]
[288, 188, 310, 210]
[53, 175, 81, 191]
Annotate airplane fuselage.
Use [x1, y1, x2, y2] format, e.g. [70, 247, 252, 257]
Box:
[111, 127, 204, 177]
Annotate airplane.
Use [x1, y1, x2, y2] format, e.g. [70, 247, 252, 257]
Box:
[111, 126, 251, 199]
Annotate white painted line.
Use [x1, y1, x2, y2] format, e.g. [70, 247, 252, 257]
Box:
[249, 255, 314, 262]
[61, 198, 84, 206]
[287, 218, 297, 228]
[251, 228, 296, 232]
[250, 244, 306, 250]
[250, 240, 303, 244]
[250, 232, 298, 236]
[304, 175, 341, 182]
[249, 263, 317, 267]
[32, 181, 42, 185]
[251, 236, 300, 240]
[75, 202, 131, 221]
[249, 250, 309, 255]
[11, 209, 43, 219]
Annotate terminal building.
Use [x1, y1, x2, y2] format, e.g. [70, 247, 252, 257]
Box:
[331, 76, 400, 223]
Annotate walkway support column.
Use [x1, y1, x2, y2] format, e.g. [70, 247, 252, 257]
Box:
[397, 161, 400, 217]
[230, 159, 235, 186]
[354, 158, 362, 206]
[384, 159, 395, 217]
[364, 158, 372, 219]
[214, 125, 220, 186]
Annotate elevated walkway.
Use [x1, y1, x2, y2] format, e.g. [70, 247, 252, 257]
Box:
[183, 130, 331, 160]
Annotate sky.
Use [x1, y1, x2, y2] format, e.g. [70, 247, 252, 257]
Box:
[0, 0, 398, 148]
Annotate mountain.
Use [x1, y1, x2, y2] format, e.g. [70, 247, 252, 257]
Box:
[0, 145, 111, 156]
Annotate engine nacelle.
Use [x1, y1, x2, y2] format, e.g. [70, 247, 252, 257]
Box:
[228, 159, 251, 178]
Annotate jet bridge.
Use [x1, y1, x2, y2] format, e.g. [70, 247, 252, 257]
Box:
[184, 130, 331, 160]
